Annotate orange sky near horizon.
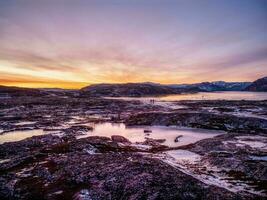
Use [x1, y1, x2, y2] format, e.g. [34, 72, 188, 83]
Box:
[0, 59, 265, 89]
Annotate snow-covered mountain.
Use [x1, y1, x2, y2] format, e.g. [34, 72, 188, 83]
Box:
[168, 81, 251, 92]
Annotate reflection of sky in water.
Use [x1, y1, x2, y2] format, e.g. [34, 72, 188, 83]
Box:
[110, 91, 267, 101]
[160, 92, 267, 101]
[78, 123, 224, 147]
[0, 123, 224, 146]
[0, 129, 49, 144]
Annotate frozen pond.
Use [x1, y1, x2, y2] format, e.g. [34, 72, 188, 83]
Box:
[78, 123, 224, 147]
[0, 129, 49, 144]
[110, 91, 267, 101]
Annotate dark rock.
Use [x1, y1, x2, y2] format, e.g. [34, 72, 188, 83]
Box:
[144, 129, 152, 133]
[174, 135, 183, 142]
[111, 135, 131, 143]
[63, 125, 93, 136]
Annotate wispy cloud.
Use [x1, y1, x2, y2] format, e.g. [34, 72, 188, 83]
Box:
[0, 0, 266, 88]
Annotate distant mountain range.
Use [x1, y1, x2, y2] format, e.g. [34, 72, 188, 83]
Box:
[167, 81, 251, 92]
[0, 85, 43, 97]
[1, 76, 266, 97]
[81, 77, 267, 97]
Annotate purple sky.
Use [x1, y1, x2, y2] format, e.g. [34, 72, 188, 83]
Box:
[0, 0, 266, 88]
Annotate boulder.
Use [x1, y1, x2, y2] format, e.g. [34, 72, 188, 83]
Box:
[174, 135, 183, 143]
[111, 135, 131, 143]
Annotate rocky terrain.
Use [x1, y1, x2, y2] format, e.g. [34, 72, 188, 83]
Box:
[0, 87, 267, 199]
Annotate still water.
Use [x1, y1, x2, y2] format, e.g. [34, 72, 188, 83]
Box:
[78, 123, 224, 147]
[110, 91, 267, 101]
[0, 123, 224, 146]
[0, 129, 49, 144]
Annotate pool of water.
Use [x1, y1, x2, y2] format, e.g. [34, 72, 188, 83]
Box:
[0, 122, 224, 146]
[0, 129, 49, 144]
[78, 123, 224, 147]
[110, 91, 267, 101]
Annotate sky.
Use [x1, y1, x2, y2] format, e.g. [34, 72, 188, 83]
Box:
[0, 0, 266, 88]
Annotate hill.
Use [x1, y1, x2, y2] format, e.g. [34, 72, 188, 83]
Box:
[81, 83, 179, 97]
[245, 77, 267, 92]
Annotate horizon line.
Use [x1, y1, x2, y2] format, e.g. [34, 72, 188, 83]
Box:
[1, 76, 265, 90]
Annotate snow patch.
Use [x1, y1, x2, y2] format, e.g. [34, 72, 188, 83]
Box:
[151, 150, 265, 196]
[131, 144, 151, 150]
[14, 121, 36, 126]
[235, 136, 267, 150]
[73, 189, 92, 200]
[0, 158, 10, 164]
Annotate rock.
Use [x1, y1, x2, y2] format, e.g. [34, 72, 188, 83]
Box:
[73, 189, 92, 200]
[111, 135, 131, 143]
[143, 138, 166, 146]
[144, 129, 152, 133]
[154, 139, 166, 143]
[63, 125, 93, 136]
[1, 86, 266, 199]
[174, 135, 183, 143]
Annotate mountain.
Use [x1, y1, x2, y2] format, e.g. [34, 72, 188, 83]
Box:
[245, 77, 267, 92]
[80, 81, 252, 97]
[80, 83, 179, 97]
[168, 81, 251, 92]
[0, 86, 78, 98]
[1, 77, 266, 98]
[0, 85, 43, 97]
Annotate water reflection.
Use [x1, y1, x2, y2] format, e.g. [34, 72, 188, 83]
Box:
[109, 91, 267, 101]
[78, 123, 224, 147]
[0, 129, 49, 144]
[159, 91, 267, 101]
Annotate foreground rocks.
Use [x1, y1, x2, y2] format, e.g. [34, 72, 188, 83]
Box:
[186, 133, 267, 187]
[0, 95, 267, 199]
[0, 135, 246, 200]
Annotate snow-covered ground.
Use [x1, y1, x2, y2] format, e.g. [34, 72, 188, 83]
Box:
[151, 150, 266, 196]
[223, 135, 267, 151]
[14, 121, 36, 126]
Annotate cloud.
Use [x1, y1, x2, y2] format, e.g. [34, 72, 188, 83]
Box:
[0, 0, 266, 87]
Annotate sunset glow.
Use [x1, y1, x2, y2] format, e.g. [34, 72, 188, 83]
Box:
[0, 0, 266, 88]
